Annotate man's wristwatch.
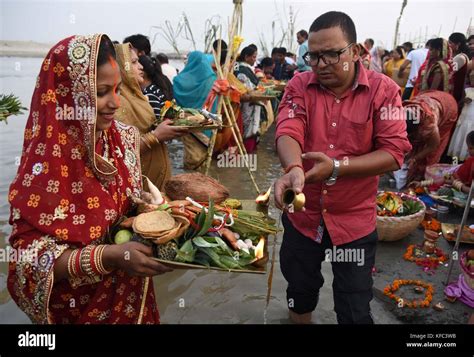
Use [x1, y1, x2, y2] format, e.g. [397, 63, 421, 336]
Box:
[325, 159, 340, 186]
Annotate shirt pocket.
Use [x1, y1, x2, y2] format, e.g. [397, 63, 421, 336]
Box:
[342, 111, 374, 156]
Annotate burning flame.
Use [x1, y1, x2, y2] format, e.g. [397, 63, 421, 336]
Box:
[254, 237, 265, 260]
[255, 185, 272, 204]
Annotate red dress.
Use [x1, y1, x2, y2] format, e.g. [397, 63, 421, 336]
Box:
[7, 34, 160, 324]
[456, 157, 474, 185]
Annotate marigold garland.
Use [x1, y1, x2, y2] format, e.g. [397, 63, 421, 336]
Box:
[420, 218, 441, 233]
[383, 279, 433, 308]
[403, 244, 448, 270]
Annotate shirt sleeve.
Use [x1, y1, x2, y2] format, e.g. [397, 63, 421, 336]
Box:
[144, 92, 164, 120]
[373, 78, 412, 168]
[275, 74, 307, 150]
[455, 157, 474, 184]
[406, 51, 414, 62]
[453, 54, 467, 73]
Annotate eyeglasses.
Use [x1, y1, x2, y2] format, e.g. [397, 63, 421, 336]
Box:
[303, 43, 354, 66]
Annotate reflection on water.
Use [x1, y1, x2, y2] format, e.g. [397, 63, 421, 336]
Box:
[0, 56, 296, 324]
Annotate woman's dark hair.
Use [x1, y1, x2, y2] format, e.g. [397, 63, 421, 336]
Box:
[395, 46, 405, 59]
[123, 34, 151, 55]
[156, 53, 169, 64]
[429, 38, 444, 52]
[467, 131, 474, 147]
[237, 46, 257, 62]
[212, 40, 228, 65]
[258, 57, 274, 68]
[139, 55, 173, 100]
[402, 41, 413, 52]
[449, 32, 470, 55]
[297, 30, 308, 39]
[97, 35, 116, 67]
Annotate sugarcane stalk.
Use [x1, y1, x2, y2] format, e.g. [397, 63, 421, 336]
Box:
[221, 97, 260, 194]
[204, 30, 225, 175]
[393, 0, 408, 49]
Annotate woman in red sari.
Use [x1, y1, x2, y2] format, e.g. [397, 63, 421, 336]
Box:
[7, 34, 171, 324]
[414, 38, 454, 96]
[404, 90, 458, 182]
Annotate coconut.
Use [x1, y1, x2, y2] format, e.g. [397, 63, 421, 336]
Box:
[164, 173, 230, 203]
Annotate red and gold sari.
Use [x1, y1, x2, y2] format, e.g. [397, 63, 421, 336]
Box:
[404, 90, 458, 182]
[7, 34, 160, 324]
[418, 39, 454, 94]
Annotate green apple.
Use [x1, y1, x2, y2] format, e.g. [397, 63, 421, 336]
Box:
[114, 229, 132, 245]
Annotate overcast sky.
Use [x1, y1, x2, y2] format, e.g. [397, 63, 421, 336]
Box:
[1, 0, 472, 53]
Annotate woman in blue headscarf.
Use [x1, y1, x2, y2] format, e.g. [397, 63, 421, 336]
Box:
[173, 51, 216, 169]
[174, 51, 216, 109]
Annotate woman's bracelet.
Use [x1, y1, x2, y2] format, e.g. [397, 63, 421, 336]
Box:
[453, 180, 464, 191]
[67, 245, 113, 279]
[420, 179, 434, 187]
[141, 132, 160, 150]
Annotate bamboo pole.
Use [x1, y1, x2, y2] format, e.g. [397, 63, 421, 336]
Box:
[204, 32, 224, 175]
[445, 180, 474, 285]
[202, 0, 261, 195]
[393, 0, 408, 49]
[221, 98, 260, 194]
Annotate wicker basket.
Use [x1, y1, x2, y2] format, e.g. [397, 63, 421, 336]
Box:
[461, 251, 474, 289]
[377, 192, 426, 241]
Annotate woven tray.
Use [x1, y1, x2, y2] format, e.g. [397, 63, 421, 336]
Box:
[442, 223, 474, 244]
[377, 192, 426, 241]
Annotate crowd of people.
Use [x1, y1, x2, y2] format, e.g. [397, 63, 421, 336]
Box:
[5, 8, 474, 325]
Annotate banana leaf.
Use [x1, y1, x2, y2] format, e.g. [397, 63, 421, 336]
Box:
[175, 239, 196, 263]
[192, 236, 220, 248]
[196, 200, 215, 236]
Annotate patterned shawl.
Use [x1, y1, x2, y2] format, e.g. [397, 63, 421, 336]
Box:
[7, 34, 159, 324]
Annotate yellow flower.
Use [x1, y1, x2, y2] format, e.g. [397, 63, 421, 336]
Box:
[53, 63, 65, 77]
[87, 196, 100, 209]
[8, 189, 18, 202]
[232, 35, 244, 53]
[55, 228, 69, 240]
[61, 165, 69, 178]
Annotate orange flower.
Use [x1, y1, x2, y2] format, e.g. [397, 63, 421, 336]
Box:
[61, 165, 69, 178]
[8, 189, 18, 202]
[164, 100, 172, 109]
[27, 194, 40, 208]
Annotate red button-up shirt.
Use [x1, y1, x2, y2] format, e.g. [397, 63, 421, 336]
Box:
[275, 63, 412, 245]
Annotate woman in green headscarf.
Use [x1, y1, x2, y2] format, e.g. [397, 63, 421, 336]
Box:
[114, 43, 187, 189]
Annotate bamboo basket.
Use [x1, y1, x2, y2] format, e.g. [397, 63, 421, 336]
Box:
[377, 192, 426, 241]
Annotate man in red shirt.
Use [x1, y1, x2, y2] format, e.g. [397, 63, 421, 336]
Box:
[274, 11, 412, 324]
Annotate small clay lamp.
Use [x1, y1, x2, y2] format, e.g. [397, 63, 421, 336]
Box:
[422, 229, 440, 254]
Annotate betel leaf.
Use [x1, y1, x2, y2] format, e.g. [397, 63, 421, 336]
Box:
[219, 255, 241, 270]
[196, 200, 214, 237]
[214, 236, 235, 257]
[198, 247, 227, 269]
[192, 236, 220, 248]
[175, 239, 196, 263]
[184, 206, 206, 240]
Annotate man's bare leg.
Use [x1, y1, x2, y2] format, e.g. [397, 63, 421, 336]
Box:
[289, 310, 313, 324]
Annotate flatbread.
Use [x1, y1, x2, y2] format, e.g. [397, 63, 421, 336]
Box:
[133, 211, 175, 234]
